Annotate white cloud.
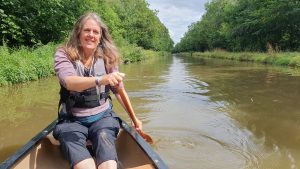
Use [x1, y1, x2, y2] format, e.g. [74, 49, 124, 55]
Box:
[146, 0, 209, 44]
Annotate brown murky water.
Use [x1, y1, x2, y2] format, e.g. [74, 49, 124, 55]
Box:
[1, 55, 300, 169]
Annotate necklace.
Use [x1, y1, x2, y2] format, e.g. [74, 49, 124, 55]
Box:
[82, 56, 94, 77]
[82, 56, 94, 69]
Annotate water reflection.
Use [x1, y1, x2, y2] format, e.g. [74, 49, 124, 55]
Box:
[185, 56, 300, 168]
[0, 77, 59, 162]
[1, 54, 300, 169]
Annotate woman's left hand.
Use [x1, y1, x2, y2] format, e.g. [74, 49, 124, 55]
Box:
[132, 118, 143, 132]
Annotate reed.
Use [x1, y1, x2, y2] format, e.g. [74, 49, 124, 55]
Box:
[182, 50, 300, 68]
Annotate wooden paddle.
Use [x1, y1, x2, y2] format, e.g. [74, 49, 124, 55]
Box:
[117, 88, 153, 144]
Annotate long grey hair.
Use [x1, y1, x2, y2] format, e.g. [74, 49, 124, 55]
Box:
[63, 12, 120, 69]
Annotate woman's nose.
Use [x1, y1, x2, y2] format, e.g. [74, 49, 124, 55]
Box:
[87, 31, 95, 37]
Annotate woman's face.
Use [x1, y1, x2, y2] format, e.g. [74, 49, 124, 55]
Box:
[79, 18, 101, 57]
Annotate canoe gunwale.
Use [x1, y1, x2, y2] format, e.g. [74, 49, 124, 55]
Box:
[0, 119, 58, 169]
[119, 121, 168, 169]
[0, 118, 168, 169]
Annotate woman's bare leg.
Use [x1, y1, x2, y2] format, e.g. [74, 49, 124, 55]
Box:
[74, 158, 97, 169]
[98, 160, 117, 169]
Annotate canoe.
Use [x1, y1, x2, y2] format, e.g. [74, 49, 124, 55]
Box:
[0, 118, 168, 169]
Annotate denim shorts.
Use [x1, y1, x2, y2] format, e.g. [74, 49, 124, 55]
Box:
[53, 110, 120, 167]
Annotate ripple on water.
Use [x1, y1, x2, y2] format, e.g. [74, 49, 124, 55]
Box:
[152, 127, 262, 169]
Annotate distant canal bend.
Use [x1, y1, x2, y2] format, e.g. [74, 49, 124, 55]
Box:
[1, 54, 300, 169]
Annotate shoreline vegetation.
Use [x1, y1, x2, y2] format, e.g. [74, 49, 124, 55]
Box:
[0, 0, 174, 86]
[177, 50, 300, 68]
[173, 0, 300, 69]
[2, 0, 300, 86]
[0, 43, 170, 86]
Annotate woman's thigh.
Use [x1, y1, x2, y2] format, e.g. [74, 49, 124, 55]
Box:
[53, 122, 91, 167]
[88, 112, 120, 166]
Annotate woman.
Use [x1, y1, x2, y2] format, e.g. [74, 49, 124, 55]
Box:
[53, 12, 142, 169]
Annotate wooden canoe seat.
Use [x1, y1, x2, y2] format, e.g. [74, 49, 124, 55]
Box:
[46, 131, 60, 146]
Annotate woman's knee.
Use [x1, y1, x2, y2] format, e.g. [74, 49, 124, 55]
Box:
[97, 160, 117, 169]
[58, 131, 92, 167]
[74, 158, 96, 169]
[92, 129, 117, 149]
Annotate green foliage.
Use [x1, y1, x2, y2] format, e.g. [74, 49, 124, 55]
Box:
[0, 0, 88, 47]
[185, 51, 300, 68]
[174, 0, 300, 53]
[0, 0, 174, 85]
[112, 0, 173, 51]
[0, 41, 167, 85]
[86, 0, 124, 39]
[0, 0, 173, 51]
[0, 6, 23, 45]
[0, 44, 56, 86]
[289, 55, 300, 67]
[119, 43, 144, 63]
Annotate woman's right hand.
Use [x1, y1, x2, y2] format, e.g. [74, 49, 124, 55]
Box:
[102, 72, 125, 86]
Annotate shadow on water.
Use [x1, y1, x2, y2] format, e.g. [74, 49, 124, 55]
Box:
[0, 77, 59, 162]
[0, 144, 21, 162]
[184, 55, 300, 168]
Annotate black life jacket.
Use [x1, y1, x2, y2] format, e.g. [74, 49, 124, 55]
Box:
[58, 57, 110, 118]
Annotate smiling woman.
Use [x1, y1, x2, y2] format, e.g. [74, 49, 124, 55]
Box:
[53, 12, 143, 169]
[79, 19, 101, 66]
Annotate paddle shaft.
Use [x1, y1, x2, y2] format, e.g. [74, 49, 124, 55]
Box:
[117, 88, 153, 144]
[117, 88, 139, 127]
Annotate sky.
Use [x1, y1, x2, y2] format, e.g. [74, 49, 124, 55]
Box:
[146, 0, 210, 44]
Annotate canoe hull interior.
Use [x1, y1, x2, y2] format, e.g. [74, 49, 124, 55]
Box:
[11, 129, 155, 169]
[1, 119, 168, 169]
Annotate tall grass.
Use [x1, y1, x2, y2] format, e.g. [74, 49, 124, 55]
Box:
[0, 43, 56, 86]
[180, 50, 300, 68]
[0, 42, 170, 86]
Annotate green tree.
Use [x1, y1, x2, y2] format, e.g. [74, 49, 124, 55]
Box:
[175, 0, 300, 52]
[0, 0, 88, 47]
[0, 0, 173, 51]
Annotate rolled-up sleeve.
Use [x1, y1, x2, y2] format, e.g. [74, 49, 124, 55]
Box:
[54, 49, 76, 88]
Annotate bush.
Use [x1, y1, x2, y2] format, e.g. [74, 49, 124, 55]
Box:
[289, 56, 300, 67]
[0, 43, 56, 86]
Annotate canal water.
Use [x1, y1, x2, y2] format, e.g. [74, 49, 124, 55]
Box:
[1, 54, 300, 169]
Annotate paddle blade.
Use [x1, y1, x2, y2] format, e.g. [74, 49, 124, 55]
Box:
[139, 131, 154, 144]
